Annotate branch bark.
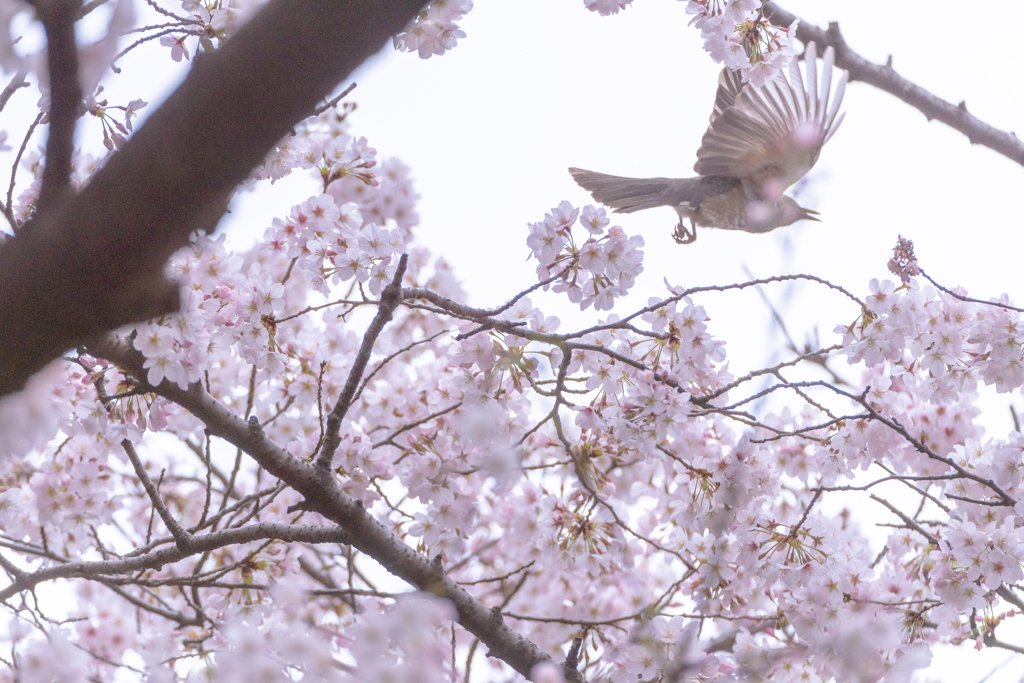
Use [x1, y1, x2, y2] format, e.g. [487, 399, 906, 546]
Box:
[764, 2, 1024, 168]
[35, 0, 82, 212]
[0, 0, 430, 397]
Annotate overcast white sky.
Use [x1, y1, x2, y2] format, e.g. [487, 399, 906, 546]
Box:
[6, 1, 1024, 680]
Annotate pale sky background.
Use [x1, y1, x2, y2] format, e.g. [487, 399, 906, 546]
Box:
[4, 0, 1024, 680]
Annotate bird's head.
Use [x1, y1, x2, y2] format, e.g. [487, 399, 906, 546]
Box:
[744, 196, 820, 232]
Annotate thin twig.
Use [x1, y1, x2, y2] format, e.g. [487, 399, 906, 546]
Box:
[313, 82, 357, 116]
[315, 254, 408, 470]
[6, 111, 43, 230]
[0, 67, 29, 115]
[869, 494, 940, 547]
[918, 267, 1024, 314]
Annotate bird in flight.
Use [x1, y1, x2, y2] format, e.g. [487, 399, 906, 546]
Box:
[570, 42, 846, 244]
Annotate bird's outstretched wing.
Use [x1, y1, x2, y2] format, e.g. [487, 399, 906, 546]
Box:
[708, 66, 744, 124]
[694, 43, 847, 199]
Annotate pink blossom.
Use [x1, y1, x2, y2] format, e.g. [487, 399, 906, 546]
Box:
[159, 34, 190, 62]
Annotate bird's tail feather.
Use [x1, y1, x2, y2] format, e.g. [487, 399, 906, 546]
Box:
[568, 167, 673, 213]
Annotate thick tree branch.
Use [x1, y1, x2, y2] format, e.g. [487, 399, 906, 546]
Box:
[0, 0, 431, 397]
[35, 0, 82, 212]
[92, 334, 558, 681]
[764, 2, 1024, 167]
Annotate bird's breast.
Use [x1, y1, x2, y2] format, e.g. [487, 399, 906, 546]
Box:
[689, 187, 749, 230]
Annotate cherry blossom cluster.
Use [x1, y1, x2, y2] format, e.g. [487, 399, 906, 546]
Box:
[346, 595, 455, 681]
[128, 116, 413, 402]
[253, 121, 417, 304]
[603, 619, 725, 681]
[825, 278, 1024, 605]
[577, 0, 801, 85]
[841, 278, 1024, 401]
[393, 0, 473, 59]
[583, 0, 635, 17]
[528, 202, 645, 311]
[0, 359, 131, 551]
[684, 0, 799, 85]
[158, 0, 263, 62]
[88, 92, 148, 151]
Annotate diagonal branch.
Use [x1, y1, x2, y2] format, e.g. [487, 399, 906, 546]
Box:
[122, 440, 194, 547]
[315, 253, 408, 471]
[764, 2, 1024, 167]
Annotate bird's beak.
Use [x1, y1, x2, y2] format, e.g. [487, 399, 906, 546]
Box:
[801, 208, 821, 222]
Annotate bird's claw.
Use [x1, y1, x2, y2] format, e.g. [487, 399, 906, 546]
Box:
[672, 221, 697, 245]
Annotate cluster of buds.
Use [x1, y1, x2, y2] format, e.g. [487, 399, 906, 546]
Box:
[87, 87, 147, 151]
[888, 235, 921, 285]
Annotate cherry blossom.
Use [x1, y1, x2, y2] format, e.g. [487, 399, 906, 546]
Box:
[684, 0, 799, 84]
[394, 0, 474, 59]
